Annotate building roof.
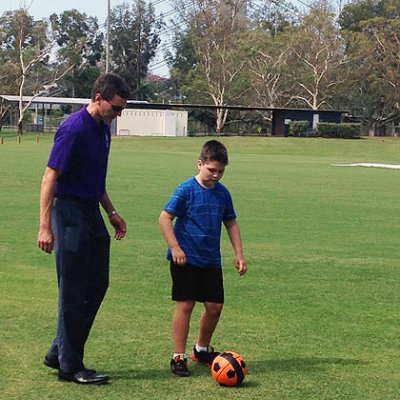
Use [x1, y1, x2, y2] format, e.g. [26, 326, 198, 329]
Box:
[0, 95, 150, 106]
[144, 75, 168, 82]
[1, 95, 91, 105]
[0, 95, 346, 113]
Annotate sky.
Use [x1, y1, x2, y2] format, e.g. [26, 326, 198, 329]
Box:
[0, 0, 172, 25]
[0, 0, 173, 76]
[0, 1, 311, 78]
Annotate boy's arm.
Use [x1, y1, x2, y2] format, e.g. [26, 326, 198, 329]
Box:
[224, 219, 247, 275]
[159, 210, 187, 266]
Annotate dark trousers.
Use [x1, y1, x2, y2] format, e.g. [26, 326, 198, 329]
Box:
[47, 197, 110, 373]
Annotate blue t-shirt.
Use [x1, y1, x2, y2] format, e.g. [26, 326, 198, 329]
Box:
[164, 177, 236, 268]
[48, 106, 111, 202]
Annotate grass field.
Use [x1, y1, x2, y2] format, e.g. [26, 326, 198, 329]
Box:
[1, 133, 400, 399]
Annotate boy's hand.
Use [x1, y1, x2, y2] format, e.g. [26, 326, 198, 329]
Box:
[171, 246, 187, 266]
[235, 256, 247, 276]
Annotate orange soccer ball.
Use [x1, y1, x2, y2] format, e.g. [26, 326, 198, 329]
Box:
[211, 351, 247, 387]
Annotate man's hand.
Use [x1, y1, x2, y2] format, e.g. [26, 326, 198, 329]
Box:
[38, 227, 54, 254]
[109, 214, 127, 240]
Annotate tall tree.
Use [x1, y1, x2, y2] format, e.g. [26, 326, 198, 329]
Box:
[109, 0, 163, 99]
[245, 1, 301, 109]
[173, 0, 250, 133]
[287, 2, 347, 110]
[340, 0, 382, 31]
[166, 30, 198, 102]
[50, 9, 104, 98]
[0, 30, 19, 130]
[244, 29, 291, 131]
[0, 9, 74, 135]
[339, 0, 400, 132]
[248, 0, 300, 36]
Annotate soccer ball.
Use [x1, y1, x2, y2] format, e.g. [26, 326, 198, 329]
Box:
[211, 351, 247, 387]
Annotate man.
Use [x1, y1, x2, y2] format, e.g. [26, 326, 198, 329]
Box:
[38, 73, 129, 385]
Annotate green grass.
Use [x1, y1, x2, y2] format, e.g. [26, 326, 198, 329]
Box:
[1, 134, 400, 399]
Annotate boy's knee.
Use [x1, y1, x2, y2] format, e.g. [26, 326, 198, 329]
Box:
[205, 302, 223, 317]
[176, 300, 196, 314]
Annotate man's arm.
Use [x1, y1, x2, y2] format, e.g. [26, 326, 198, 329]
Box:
[100, 191, 127, 240]
[224, 219, 247, 275]
[38, 167, 61, 254]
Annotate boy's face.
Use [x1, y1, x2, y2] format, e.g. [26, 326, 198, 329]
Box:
[196, 160, 226, 189]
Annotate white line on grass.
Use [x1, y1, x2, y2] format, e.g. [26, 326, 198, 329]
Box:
[331, 163, 400, 170]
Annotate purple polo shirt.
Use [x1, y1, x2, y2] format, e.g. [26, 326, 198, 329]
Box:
[48, 106, 111, 202]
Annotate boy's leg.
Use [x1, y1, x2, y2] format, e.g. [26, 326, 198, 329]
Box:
[190, 302, 223, 366]
[172, 300, 196, 353]
[197, 302, 223, 347]
[171, 300, 195, 377]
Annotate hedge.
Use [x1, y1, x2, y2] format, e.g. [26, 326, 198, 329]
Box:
[318, 122, 361, 139]
[288, 120, 309, 137]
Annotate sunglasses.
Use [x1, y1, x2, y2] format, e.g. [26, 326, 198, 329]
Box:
[105, 99, 125, 113]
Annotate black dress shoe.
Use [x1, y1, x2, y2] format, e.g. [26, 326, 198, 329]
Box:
[43, 354, 60, 370]
[44, 354, 96, 373]
[58, 369, 109, 385]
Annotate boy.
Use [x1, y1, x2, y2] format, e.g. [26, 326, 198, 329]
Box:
[159, 140, 247, 377]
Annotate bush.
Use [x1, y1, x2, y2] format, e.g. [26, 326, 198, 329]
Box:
[23, 109, 34, 122]
[288, 120, 310, 137]
[318, 122, 361, 139]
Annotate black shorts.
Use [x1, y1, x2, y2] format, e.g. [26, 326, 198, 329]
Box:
[170, 262, 224, 304]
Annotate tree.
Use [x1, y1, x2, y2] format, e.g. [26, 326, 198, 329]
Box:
[248, 0, 300, 36]
[109, 0, 163, 99]
[339, 0, 400, 132]
[245, 2, 300, 109]
[173, 0, 250, 133]
[50, 9, 104, 98]
[287, 2, 347, 110]
[166, 30, 198, 101]
[340, 0, 381, 31]
[241, 29, 290, 132]
[0, 9, 74, 135]
[0, 33, 19, 130]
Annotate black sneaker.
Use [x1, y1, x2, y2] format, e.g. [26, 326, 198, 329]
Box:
[190, 346, 220, 367]
[170, 355, 189, 377]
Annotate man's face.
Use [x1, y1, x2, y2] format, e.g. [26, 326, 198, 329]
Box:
[97, 94, 127, 123]
[197, 160, 226, 189]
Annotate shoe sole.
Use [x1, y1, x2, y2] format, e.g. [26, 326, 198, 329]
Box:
[58, 376, 109, 385]
[58, 378, 109, 385]
[171, 372, 189, 378]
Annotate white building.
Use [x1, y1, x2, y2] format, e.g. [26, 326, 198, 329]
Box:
[0, 95, 188, 137]
[116, 108, 188, 137]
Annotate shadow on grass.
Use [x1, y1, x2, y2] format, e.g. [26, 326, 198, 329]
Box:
[106, 357, 368, 384]
[236, 357, 370, 389]
[249, 357, 368, 373]
[108, 362, 211, 381]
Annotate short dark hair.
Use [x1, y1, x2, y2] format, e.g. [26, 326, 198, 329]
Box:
[91, 73, 130, 101]
[199, 140, 229, 165]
